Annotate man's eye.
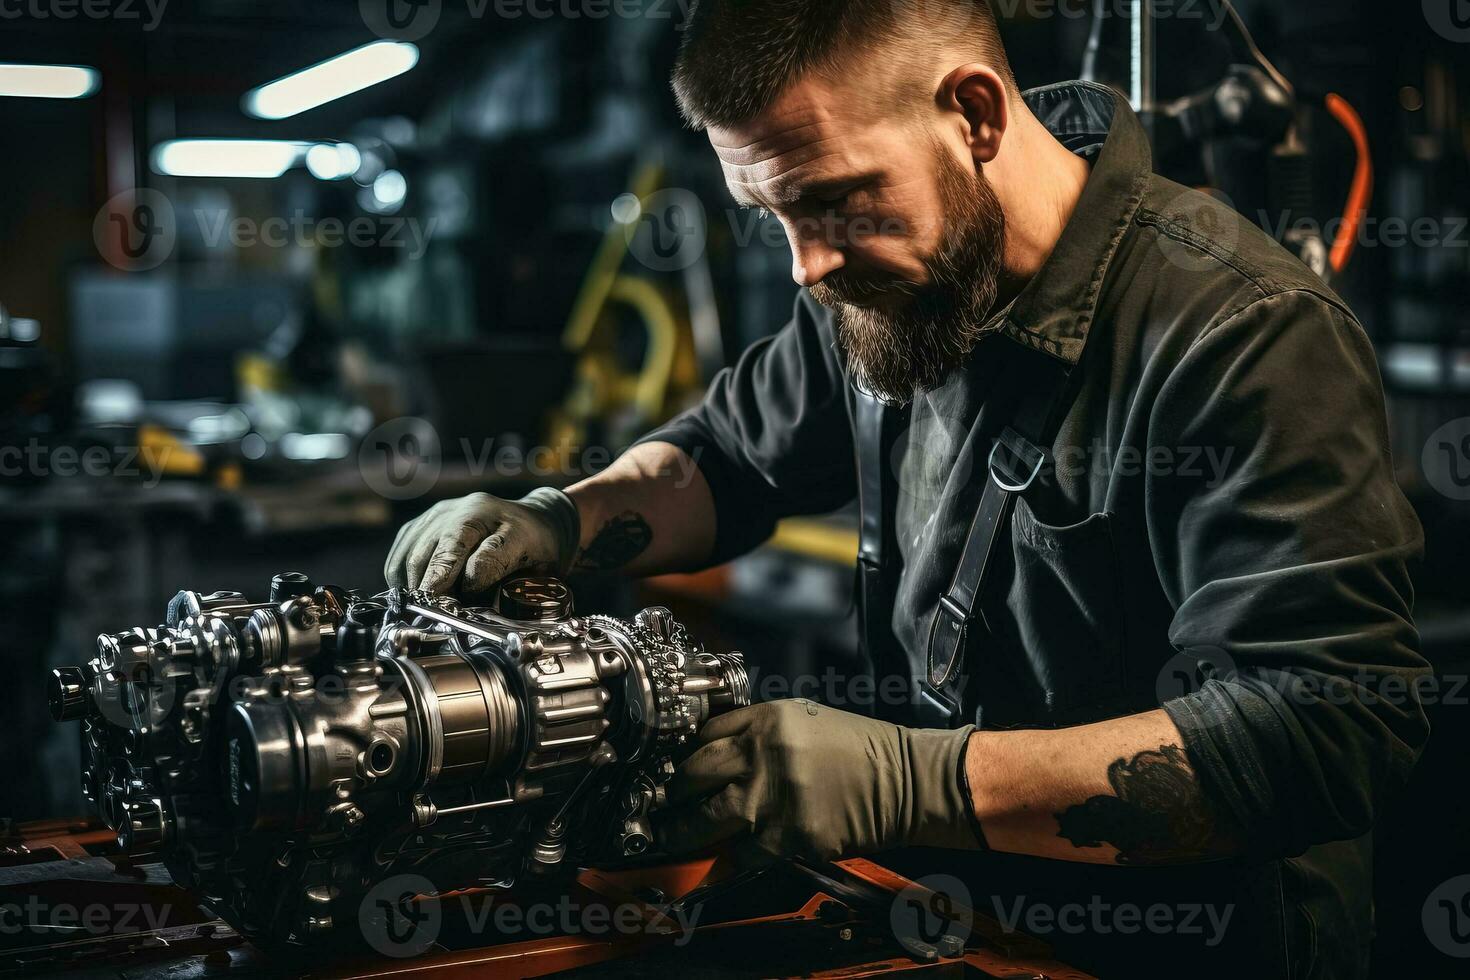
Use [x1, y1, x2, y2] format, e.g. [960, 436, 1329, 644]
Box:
[816, 189, 871, 213]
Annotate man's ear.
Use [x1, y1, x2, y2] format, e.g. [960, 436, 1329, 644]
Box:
[937, 64, 1009, 165]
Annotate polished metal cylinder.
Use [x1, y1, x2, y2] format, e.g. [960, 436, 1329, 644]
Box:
[400, 650, 521, 787]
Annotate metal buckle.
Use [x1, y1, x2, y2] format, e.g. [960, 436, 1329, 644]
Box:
[988, 439, 1044, 493]
[928, 596, 968, 687]
[938, 595, 969, 623]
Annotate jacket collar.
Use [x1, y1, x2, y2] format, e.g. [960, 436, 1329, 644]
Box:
[995, 80, 1153, 365]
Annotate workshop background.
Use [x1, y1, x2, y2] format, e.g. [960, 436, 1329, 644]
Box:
[1, 0, 1468, 974]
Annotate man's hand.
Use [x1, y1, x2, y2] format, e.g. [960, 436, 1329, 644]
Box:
[654, 700, 984, 862]
[383, 488, 579, 594]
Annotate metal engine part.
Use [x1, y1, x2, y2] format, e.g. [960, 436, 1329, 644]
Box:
[48, 572, 749, 949]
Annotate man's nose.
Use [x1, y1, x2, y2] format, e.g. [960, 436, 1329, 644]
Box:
[788, 225, 844, 288]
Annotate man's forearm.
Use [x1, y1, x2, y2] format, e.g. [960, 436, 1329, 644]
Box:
[565, 441, 717, 576]
[964, 708, 1246, 865]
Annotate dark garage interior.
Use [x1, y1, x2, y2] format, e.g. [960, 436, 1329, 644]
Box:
[2, 1, 1469, 976]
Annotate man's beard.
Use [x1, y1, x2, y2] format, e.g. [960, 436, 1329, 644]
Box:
[810, 141, 1006, 404]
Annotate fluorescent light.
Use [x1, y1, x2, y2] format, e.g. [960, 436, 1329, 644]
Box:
[281, 432, 350, 461]
[305, 142, 363, 181]
[372, 170, 407, 209]
[152, 140, 306, 179]
[0, 63, 99, 99]
[244, 41, 419, 120]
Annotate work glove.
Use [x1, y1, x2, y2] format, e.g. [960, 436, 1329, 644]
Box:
[654, 699, 985, 862]
[383, 488, 580, 594]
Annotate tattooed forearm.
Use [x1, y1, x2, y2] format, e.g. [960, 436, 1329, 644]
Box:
[573, 511, 653, 571]
[1053, 744, 1242, 866]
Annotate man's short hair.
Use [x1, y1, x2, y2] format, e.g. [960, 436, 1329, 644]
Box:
[672, 0, 1016, 130]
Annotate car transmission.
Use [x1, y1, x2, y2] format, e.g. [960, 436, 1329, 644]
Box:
[47, 572, 750, 949]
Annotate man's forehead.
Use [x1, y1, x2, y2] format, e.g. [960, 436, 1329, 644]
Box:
[707, 80, 886, 201]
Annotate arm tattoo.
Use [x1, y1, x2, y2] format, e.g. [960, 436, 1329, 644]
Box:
[573, 511, 653, 571]
[1053, 744, 1239, 866]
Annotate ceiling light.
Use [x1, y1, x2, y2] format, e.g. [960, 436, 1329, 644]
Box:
[152, 140, 307, 179]
[0, 63, 99, 99]
[305, 142, 363, 181]
[244, 41, 419, 121]
[372, 170, 407, 209]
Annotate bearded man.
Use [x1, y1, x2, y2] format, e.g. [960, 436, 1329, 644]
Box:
[384, 2, 1428, 975]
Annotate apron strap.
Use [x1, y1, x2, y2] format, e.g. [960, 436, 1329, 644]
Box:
[925, 350, 1080, 725]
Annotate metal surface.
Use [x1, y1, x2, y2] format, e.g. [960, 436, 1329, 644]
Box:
[1, 821, 1096, 979]
[46, 572, 749, 952]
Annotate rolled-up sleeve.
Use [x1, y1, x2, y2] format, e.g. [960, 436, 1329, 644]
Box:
[1150, 290, 1430, 858]
[638, 289, 857, 563]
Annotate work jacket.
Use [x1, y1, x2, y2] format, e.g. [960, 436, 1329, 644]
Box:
[643, 81, 1429, 979]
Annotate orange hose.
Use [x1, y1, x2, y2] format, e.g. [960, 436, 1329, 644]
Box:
[1324, 92, 1373, 275]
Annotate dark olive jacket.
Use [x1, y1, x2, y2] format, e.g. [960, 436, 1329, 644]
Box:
[645, 82, 1429, 978]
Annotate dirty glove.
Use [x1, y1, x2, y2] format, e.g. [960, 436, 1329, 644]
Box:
[654, 699, 985, 862]
[383, 488, 580, 594]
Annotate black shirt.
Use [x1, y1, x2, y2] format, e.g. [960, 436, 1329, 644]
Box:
[643, 82, 1428, 978]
